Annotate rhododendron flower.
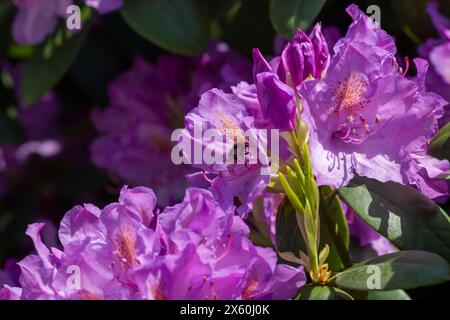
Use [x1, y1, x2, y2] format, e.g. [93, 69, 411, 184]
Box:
[419, 1, 450, 126]
[91, 44, 251, 206]
[12, 0, 72, 45]
[300, 5, 448, 196]
[182, 89, 271, 216]
[0, 186, 305, 300]
[249, 24, 330, 131]
[12, 0, 123, 45]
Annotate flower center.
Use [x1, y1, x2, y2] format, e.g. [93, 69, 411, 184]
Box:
[219, 113, 245, 144]
[329, 73, 379, 144]
[332, 72, 370, 116]
[113, 227, 139, 270]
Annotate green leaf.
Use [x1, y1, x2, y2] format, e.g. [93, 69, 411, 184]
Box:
[270, 0, 326, 38]
[21, 28, 89, 106]
[318, 186, 350, 271]
[339, 176, 450, 261]
[121, 0, 209, 56]
[296, 284, 354, 300]
[332, 251, 450, 291]
[0, 112, 25, 144]
[367, 289, 411, 300]
[276, 198, 306, 255]
[429, 122, 450, 161]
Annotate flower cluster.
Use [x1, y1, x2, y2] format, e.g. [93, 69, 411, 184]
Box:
[299, 5, 449, 200]
[91, 43, 251, 206]
[0, 186, 305, 300]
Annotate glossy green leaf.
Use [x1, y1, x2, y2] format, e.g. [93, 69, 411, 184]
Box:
[339, 176, 450, 261]
[276, 198, 306, 255]
[367, 289, 411, 300]
[121, 0, 209, 56]
[332, 250, 450, 291]
[21, 28, 89, 106]
[270, 0, 326, 38]
[429, 122, 450, 161]
[296, 284, 354, 300]
[318, 186, 350, 271]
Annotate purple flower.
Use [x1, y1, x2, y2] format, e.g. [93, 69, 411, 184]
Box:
[419, 2, 450, 126]
[91, 44, 251, 206]
[402, 59, 450, 201]
[12, 0, 72, 45]
[251, 24, 329, 131]
[12, 0, 123, 45]
[159, 187, 305, 300]
[299, 5, 448, 194]
[1, 186, 305, 300]
[256, 72, 296, 130]
[183, 89, 271, 216]
[278, 25, 329, 86]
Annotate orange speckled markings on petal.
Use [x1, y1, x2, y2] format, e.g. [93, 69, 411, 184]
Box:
[332, 73, 370, 116]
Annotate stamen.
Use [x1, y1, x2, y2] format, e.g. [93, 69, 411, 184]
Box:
[401, 56, 410, 76]
[202, 170, 215, 184]
[113, 227, 139, 270]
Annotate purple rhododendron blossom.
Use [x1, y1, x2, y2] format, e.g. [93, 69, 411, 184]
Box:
[299, 5, 449, 199]
[419, 2, 450, 126]
[249, 24, 330, 131]
[12, 0, 72, 45]
[0, 186, 305, 300]
[183, 89, 270, 217]
[12, 0, 123, 45]
[91, 44, 251, 206]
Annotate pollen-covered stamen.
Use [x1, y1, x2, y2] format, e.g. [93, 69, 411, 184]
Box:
[219, 113, 245, 144]
[401, 56, 410, 76]
[215, 234, 232, 261]
[334, 114, 380, 144]
[329, 73, 383, 144]
[113, 226, 140, 270]
[241, 272, 259, 299]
